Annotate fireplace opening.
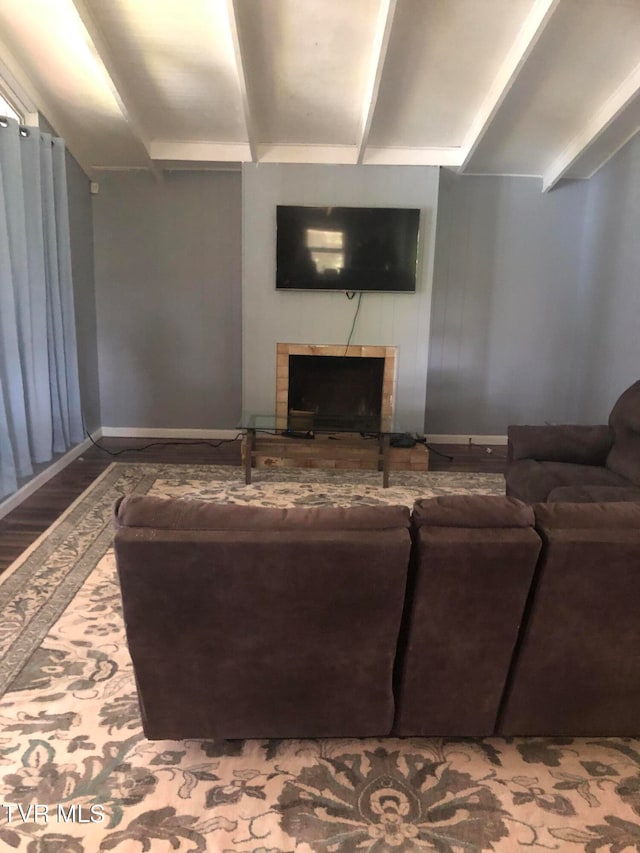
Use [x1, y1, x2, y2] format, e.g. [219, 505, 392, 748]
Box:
[288, 355, 385, 432]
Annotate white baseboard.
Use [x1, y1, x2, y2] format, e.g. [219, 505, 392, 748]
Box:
[101, 428, 506, 445]
[100, 427, 242, 440]
[425, 434, 508, 445]
[0, 434, 99, 521]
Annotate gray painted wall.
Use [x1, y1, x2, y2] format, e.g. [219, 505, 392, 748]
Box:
[93, 170, 242, 429]
[66, 151, 100, 434]
[427, 170, 592, 434]
[577, 133, 640, 422]
[241, 164, 439, 432]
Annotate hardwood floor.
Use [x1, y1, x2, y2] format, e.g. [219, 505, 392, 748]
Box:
[0, 436, 506, 576]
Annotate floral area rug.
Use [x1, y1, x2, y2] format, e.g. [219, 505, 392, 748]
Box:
[1, 462, 639, 852]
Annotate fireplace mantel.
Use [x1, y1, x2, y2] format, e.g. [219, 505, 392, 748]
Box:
[276, 343, 397, 433]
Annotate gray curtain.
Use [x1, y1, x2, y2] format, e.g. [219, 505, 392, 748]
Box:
[0, 117, 83, 500]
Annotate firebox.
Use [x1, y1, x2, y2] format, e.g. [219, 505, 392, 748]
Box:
[275, 344, 397, 434]
[288, 355, 384, 432]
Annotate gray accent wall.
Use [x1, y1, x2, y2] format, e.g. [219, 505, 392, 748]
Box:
[66, 151, 100, 434]
[241, 164, 439, 432]
[93, 170, 242, 429]
[84, 137, 640, 437]
[577, 133, 640, 422]
[427, 170, 592, 434]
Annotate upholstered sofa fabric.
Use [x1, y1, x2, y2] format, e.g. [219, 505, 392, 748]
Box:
[507, 424, 613, 465]
[114, 498, 411, 740]
[115, 494, 410, 531]
[547, 484, 640, 502]
[114, 492, 640, 738]
[506, 379, 640, 502]
[506, 459, 628, 503]
[498, 501, 640, 736]
[393, 495, 540, 737]
[411, 494, 534, 528]
[606, 379, 640, 485]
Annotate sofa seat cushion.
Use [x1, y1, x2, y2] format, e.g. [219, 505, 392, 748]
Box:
[548, 485, 640, 503]
[534, 500, 640, 530]
[413, 495, 533, 528]
[506, 459, 628, 503]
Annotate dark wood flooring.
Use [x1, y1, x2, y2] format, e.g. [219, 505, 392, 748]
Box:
[0, 436, 506, 576]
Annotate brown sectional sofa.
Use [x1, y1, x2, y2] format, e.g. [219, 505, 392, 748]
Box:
[113, 494, 640, 739]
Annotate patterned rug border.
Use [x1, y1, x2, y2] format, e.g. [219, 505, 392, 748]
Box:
[0, 464, 171, 695]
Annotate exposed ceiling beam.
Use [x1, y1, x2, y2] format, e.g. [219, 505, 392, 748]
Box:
[258, 144, 358, 164]
[542, 62, 640, 191]
[227, 0, 258, 163]
[364, 146, 463, 167]
[149, 140, 252, 162]
[459, 0, 560, 173]
[70, 0, 163, 181]
[356, 0, 397, 165]
[0, 36, 95, 178]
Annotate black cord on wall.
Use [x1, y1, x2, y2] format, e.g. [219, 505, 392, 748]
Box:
[344, 291, 363, 354]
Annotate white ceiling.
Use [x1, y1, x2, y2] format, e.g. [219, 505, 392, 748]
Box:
[0, 0, 639, 190]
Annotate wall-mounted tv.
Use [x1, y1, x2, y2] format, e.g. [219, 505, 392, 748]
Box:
[276, 205, 420, 293]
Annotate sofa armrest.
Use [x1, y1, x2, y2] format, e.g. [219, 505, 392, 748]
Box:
[507, 424, 613, 466]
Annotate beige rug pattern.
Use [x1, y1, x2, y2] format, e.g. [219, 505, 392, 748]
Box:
[1, 463, 639, 852]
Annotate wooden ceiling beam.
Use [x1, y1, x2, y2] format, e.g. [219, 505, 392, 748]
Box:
[542, 62, 640, 191]
[70, 0, 163, 181]
[459, 0, 560, 173]
[356, 0, 397, 165]
[227, 0, 258, 163]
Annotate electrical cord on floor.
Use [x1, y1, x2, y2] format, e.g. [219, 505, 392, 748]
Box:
[85, 430, 243, 457]
[415, 436, 454, 461]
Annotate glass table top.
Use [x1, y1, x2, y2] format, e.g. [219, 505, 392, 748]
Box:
[239, 412, 406, 436]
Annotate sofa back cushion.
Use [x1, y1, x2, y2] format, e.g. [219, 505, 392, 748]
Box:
[114, 495, 410, 531]
[607, 379, 640, 485]
[114, 497, 411, 740]
[393, 495, 540, 737]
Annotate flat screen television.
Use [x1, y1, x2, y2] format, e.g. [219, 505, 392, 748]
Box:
[276, 205, 420, 292]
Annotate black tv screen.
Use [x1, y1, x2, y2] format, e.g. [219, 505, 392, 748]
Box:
[276, 205, 420, 292]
